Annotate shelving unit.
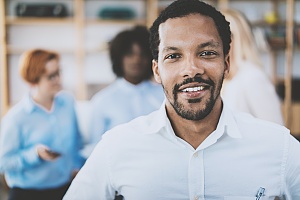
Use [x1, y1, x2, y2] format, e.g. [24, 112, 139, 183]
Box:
[0, 0, 8, 117]
[0, 0, 299, 135]
[0, 0, 151, 116]
[283, 0, 294, 129]
[221, 0, 300, 135]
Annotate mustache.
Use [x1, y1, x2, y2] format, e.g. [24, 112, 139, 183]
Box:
[174, 76, 215, 92]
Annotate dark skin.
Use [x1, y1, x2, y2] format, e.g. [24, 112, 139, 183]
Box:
[152, 14, 230, 149]
[122, 43, 150, 85]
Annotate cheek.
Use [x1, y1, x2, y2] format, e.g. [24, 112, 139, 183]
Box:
[122, 57, 131, 67]
[37, 80, 48, 88]
[122, 59, 129, 68]
[207, 62, 226, 78]
[159, 71, 176, 91]
[142, 60, 150, 69]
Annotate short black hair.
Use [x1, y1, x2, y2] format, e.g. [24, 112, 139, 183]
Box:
[149, 0, 231, 61]
[109, 25, 153, 79]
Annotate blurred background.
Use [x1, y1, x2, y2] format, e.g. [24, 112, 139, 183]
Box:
[0, 0, 300, 198]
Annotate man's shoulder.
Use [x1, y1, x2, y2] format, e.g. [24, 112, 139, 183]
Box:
[91, 82, 120, 102]
[146, 80, 164, 92]
[234, 111, 289, 139]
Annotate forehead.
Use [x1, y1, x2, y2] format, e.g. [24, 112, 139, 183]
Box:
[158, 14, 221, 49]
[44, 59, 59, 73]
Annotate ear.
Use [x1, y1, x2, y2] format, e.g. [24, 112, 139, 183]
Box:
[152, 59, 162, 84]
[224, 54, 230, 78]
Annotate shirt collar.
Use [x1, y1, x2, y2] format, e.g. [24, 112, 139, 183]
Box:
[144, 100, 242, 140]
[117, 78, 151, 92]
[23, 92, 65, 113]
[23, 94, 35, 113]
[217, 103, 242, 139]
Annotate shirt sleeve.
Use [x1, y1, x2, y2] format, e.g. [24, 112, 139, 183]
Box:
[63, 92, 86, 169]
[0, 115, 42, 173]
[72, 105, 86, 169]
[63, 140, 116, 200]
[284, 135, 300, 199]
[89, 97, 108, 144]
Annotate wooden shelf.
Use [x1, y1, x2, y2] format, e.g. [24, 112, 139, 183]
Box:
[226, 0, 287, 1]
[6, 45, 76, 55]
[5, 16, 75, 25]
[252, 20, 287, 27]
[85, 18, 146, 25]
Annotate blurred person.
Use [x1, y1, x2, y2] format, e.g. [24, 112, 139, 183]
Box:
[0, 49, 85, 200]
[64, 1, 300, 199]
[221, 9, 284, 125]
[84, 25, 164, 157]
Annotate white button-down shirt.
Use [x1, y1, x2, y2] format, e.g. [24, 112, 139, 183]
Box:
[64, 102, 300, 200]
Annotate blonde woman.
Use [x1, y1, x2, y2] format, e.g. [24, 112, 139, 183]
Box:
[221, 9, 284, 125]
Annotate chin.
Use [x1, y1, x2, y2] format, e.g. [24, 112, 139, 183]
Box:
[53, 88, 62, 95]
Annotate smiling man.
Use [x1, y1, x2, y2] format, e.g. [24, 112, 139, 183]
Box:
[63, 0, 300, 199]
[152, 12, 229, 149]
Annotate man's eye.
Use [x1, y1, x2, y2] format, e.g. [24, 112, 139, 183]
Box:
[200, 51, 217, 56]
[166, 54, 180, 59]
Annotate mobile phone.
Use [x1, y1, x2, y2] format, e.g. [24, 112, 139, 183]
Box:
[46, 149, 61, 157]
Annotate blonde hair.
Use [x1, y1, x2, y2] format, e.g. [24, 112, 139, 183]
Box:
[19, 49, 59, 84]
[222, 9, 262, 72]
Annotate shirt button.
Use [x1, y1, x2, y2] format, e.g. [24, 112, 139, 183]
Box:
[193, 152, 198, 157]
[194, 195, 199, 200]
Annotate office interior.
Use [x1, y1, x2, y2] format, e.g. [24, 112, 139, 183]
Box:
[0, 0, 300, 199]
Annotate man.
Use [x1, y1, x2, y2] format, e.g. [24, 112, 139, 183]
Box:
[83, 26, 164, 157]
[64, 0, 300, 199]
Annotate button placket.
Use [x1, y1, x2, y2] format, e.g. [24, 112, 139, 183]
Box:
[189, 150, 205, 200]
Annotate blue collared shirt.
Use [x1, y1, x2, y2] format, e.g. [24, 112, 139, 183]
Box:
[0, 91, 85, 189]
[89, 78, 165, 144]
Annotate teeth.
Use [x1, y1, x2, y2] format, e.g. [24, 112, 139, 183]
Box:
[182, 86, 204, 92]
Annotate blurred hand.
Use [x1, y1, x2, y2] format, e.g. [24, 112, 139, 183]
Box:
[71, 169, 79, 180]
[36, 144, 61, 161]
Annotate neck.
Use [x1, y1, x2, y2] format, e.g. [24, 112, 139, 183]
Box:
[166, 98, 223, 149]
[124, 76, 146, 85]
[32, 92, 55, 111]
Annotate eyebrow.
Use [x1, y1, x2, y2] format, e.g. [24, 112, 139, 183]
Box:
[162, 41, 221, 53]
[162, 46, 179, 53]
[198, 41, 221, 49]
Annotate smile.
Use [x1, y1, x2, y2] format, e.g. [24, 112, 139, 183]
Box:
[182, 86, 205, 92]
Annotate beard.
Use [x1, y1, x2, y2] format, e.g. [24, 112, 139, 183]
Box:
[163, 74, 224, 121]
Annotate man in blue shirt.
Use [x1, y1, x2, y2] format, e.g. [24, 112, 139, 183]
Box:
[86, 26, 165, 157]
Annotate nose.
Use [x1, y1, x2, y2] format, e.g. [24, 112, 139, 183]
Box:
[182, 55, 204, 78]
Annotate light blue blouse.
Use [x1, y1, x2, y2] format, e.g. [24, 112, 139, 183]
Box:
[90, 78, 165, 144]
[0, 91, 85, 189]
